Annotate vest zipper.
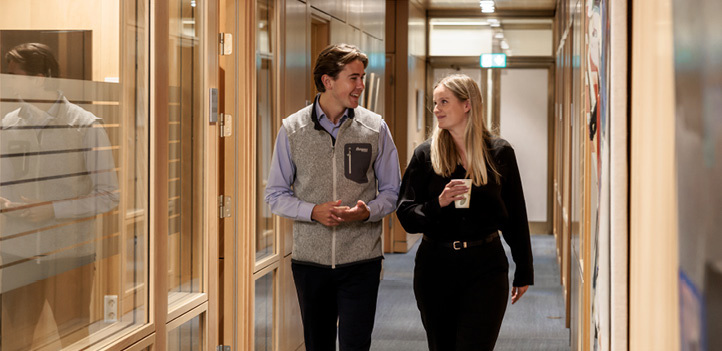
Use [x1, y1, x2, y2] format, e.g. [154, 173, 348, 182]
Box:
[331, 144, 337, 269]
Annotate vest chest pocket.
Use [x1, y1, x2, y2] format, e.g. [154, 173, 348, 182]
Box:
[344, 143, 372, 184]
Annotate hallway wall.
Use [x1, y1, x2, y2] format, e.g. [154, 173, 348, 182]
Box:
[500, 68, 550, 223]
[384, 0, 427, 253]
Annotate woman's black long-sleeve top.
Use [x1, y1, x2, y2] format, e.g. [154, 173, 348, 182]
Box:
[396, 138, 534, 287]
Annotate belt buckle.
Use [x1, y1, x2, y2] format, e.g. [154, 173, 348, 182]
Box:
[452, 241, 466, 250]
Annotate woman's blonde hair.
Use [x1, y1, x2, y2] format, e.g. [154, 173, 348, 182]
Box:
[430, 74, 499, 186]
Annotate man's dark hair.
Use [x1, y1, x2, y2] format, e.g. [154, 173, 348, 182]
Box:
[313, 43, 368, 93]
[5, 43, 59, 78]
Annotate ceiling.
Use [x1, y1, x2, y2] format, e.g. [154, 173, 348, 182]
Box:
[424, 0, 557, 11]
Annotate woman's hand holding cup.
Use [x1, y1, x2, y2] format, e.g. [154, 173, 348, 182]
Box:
[438, 179, 471, 208]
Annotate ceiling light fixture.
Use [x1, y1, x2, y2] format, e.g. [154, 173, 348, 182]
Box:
[479, 0, 495, 13]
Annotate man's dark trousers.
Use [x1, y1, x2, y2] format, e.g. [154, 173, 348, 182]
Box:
[291, 259, 382, 351]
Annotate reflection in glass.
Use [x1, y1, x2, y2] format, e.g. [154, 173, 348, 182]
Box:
[0, 2, 148, 349]
[168, 0, 204, 306]
[256, 0, 276, 262]
[167, 314, 202, 351]
[254, 272, 274, 351]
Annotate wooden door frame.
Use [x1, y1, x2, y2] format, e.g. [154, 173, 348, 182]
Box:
[149, 0, 219, 349]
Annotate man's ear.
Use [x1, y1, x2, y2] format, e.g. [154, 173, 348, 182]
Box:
[322, 74, 334, 91]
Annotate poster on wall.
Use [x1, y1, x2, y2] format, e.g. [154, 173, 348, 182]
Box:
[585, 0, 611, 349]
[673, 0, 722, 350]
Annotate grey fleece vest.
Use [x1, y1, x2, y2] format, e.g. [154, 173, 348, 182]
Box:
[284, 103, 383, 268]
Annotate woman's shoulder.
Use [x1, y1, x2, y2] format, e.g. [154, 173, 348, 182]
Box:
[487, 136, 513, 155]
[413, 139, 433, 158]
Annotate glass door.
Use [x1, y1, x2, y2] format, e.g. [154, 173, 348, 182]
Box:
[0, 1, 149, 349]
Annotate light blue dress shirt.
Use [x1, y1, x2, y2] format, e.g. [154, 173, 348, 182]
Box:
[264, 101, 401, 223]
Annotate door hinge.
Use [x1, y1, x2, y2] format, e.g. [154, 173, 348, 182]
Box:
[219, 195, 232, 219]
[217, 346, 231, 351]
[219, 113, 232, 137]
[219, 33, 232, 55]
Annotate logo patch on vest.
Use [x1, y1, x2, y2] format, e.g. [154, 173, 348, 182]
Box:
[344, 143, 372, 184]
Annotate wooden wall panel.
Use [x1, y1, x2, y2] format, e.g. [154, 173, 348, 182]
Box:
[386, 0, 425, 253]
[362, 0, 385, 40]
[283, 0, 309, 257]
[629, 0, 679, 349]
[309, 0, 347, 22]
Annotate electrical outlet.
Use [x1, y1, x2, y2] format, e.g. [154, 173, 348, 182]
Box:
[104, 295, 118, 323]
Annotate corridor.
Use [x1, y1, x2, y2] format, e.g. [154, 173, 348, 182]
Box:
[0, 0, 718, 350]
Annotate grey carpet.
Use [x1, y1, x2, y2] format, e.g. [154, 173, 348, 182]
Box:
[371, 234, 570, 351]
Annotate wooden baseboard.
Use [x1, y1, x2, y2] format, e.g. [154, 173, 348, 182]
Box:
[391, 233, 422, 253]
[529, 221, 552, 234]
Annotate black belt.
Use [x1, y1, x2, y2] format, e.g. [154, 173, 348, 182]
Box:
[422, 232, 499, 250]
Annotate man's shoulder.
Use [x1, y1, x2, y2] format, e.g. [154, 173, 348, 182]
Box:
[282, 104, 314, 134]
[1, 108, 22, 128]
[351, 106, 383, 133]
[61, 101, 100, 127]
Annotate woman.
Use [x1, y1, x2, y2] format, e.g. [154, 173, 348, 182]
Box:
[396, 74, 534, 350]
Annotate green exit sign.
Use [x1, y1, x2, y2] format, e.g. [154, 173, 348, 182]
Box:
[480, 53, 507, 68]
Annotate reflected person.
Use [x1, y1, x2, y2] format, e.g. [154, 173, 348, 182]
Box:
[396, 74, 534, 351]
[0, 43, 119, 349]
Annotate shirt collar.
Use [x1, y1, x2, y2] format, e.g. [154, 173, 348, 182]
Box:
[19, 91, 64, 126]
[310, 94, 355, 131]
[46, 91, 65, 118]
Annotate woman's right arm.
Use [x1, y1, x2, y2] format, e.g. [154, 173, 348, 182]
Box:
[395, 150, 442, 234]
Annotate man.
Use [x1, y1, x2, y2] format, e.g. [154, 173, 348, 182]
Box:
[265, 44, 400, 351]
[0, 42, 119, 349]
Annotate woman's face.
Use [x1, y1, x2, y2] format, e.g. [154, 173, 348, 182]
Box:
[433, 84, 470, 134]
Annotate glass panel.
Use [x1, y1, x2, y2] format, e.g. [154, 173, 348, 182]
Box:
[0, 1, 149, 349]
[254, 271, 274, 351]
[167, 313, 203, 351]
[256, 0, 276, 262]
[168, 0, 205, 306]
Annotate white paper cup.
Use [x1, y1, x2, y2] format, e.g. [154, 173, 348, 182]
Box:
[453, 179, 472, 208]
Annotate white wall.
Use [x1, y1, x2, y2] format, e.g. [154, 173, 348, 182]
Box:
[429, 27, 493, 56]
[504, 29, 553, 56]
[499, 68, 548, 223]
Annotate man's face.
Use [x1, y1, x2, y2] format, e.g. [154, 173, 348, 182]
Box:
[324, 59, 365, 110]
